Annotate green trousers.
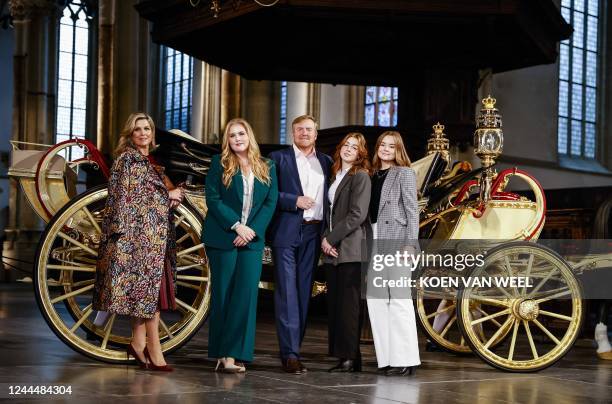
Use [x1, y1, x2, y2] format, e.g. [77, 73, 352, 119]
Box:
[206, 246, 263, 362]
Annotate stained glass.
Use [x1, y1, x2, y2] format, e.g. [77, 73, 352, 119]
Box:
[57, 107, 72, 135]
[72, 82, 87, 109]
[558, 80, 568, 117]
[57, 80, 72, 108]
[75, 27, 88, 55]
[365, 105, 375, 126]
[393, 87, 398, 100]
[572, 11, 584, 47]
[572, 47, 583, 83]
[588, 0, 598, 16]
[585, 87, 596, 122]
[585, 123, 596, 158]
[561, 7, 570, 23]
[586, 51, 597, 86]
[571, 84, 583, 119]
[560, 44, 569, 81]
[71, 108, 86, 136]
[378, 102, 391, 126]
[558, 117, 568, 154]
[74, 54, 88, 82]
[279, 81, 288, 143]
[365, 87, 376, 104]
[163, 48, 193, 132]
[574, 0, 585, 12]
[586, 16, 598, 51]
[392, 101, 398, 126]
[378, 87, 392, 102]
[570, 120, 582, 156]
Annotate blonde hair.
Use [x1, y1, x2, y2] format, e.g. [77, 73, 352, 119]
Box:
[331, 132, 371, 177]
[372, 131, 411, 170]
[114, 112, 156, 157]
[221, 118, 271, 187]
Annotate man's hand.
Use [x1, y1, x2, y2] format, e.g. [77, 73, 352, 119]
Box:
[296, 196, 316, 210]
[322, 237, 338, 258]
[235, 224, 256, 242]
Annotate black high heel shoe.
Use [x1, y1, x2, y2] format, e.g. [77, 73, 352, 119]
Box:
[127, 344, 148, 369]
[385, 366, 416, 376]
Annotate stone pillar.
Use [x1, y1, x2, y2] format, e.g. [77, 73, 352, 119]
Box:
[306, 83, 321, 119]
[5, 0, 61, 280]
[96, 0, 116, 155]
[346, 85, 365, 125]
[220, 70, 241, 138]
[192, 61, 221, 143]
[243, 79, 277, 144]
[285, 82, 308, 144]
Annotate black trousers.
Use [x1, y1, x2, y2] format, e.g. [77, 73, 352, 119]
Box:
[325, 262, 363, 360]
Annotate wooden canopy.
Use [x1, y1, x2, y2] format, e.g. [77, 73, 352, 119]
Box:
[136, 0, 571, 86]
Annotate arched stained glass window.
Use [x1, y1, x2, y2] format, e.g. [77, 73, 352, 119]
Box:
[279, 81, 288, 143]
[56, 0, 93, 160]
[163, 47, 194, 133]
[365, 86, 398, 126]
[558, 0, 600, 159]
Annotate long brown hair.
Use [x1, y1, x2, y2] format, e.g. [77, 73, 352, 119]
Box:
[371, 131, 411, 170]
[220, 118, 271, 188]
[331, 132, 371, 178]
[114, 112, 156, 157]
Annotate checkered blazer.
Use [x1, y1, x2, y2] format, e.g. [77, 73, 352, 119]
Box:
[374, 166, 419, 243]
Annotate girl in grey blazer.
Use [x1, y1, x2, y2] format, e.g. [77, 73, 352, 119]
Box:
[367, 131, 421, 377]
[321, 133, 371, 372]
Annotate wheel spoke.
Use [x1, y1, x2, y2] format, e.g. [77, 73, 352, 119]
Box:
[425, 303, 455, 320]
[483, 316, 513, 349]
[460, 336, 465, 346]
[69, 304, 93, 333]
[528, 266, 558, 298]
[58, 232, 98, 257]
[538, 310, 573, 322]
[535, 289, 572, 304]
[522, 254, 534, 296]
[176, 233, 191, 244]
[175, 298, 198, 314]
[503, 256, 519, 297]
[50, 284, 94, 304]
[176, 275, 208, 282]
[469, 295, 510, 307]
[475, 307, 503, 327]
[507, 319, 520, 361]
[159, 318, 174, 339]
[174, 214, 187, 228]
[70, 279, 95, 288]
[439, 315, 456, 338]
[523, 320, 539, 359]
[471, 308, 510, 326]
[101, 313, 116, 350]
[47, 264, 96, 272]
[177, 263, 204, 272]
[532, 319, 561, 345]
[177, 281, 201, 291]
[81, 207, 102, 234]
[177, 243, 204, 257]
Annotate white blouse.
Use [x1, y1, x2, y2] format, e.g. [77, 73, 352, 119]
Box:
[328, 168, 349, 231]
[240, 170, 255, 224]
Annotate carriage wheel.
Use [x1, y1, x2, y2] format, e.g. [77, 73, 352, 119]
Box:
[456, 242, 583, 372]
[416, 268, 511, 354]
[34, 185, 211, 363]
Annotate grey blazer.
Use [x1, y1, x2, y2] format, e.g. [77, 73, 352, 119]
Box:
[373, 166, 419, 243]
[322, 170, 371, 265]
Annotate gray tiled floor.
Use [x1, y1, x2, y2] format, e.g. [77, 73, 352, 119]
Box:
[0, 284, 610, 403]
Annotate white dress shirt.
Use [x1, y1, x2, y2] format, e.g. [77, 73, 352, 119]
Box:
[293, 144, 325, 221]
[328, 167, 349, 231]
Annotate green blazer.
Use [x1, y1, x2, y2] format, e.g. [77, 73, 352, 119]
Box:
[203, 154, 278, 250]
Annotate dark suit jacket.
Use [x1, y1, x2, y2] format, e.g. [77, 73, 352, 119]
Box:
[266, 146, 332, 248]
[202, 154, 279, 250]
[323, 170, 371, 265]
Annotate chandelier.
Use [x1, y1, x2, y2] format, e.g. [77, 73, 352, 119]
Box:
[190, 0, 280, 18]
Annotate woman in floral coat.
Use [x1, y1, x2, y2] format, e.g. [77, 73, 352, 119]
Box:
[93, 112, 184, 371]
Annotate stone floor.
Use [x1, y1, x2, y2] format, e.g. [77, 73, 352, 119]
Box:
[0, 284, 611, 403]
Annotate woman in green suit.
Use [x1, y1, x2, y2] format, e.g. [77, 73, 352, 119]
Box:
[203, 118, 278, 373]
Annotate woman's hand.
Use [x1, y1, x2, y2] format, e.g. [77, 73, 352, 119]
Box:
[235, 224, 256, 242]
[168, 187, 185, 209]
[233, 235, 248, 247]
[322, 237, 338, 258]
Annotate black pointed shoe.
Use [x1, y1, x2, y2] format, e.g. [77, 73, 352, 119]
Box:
[385, 366, 416, 376]
[328, 358, 362, 372]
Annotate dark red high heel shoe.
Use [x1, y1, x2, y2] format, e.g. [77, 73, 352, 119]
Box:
[127, 344, 148, 369]
[143, 347, 174, 372]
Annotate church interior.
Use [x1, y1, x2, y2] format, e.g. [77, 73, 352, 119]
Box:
[0, 0, 611, 402]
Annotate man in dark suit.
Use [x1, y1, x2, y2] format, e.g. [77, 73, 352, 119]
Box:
[267, 115, 332, 374]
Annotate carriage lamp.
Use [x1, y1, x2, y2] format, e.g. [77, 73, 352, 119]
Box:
[474, 96, 504, 203]
[427, 122, 451, 173]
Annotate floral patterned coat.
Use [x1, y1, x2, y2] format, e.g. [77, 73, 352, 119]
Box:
[93, 147, 176, 318]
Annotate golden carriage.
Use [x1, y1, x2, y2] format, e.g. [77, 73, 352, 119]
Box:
[9, 96, 607, 371]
